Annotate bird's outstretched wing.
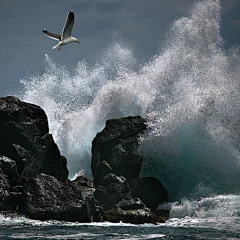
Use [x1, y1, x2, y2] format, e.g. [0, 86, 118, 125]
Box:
[61, 11, 74, 40]
[43, 29, 61, 41]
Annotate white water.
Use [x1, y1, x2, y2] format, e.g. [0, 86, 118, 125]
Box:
[18, 0, 240, 206]
[1, 194, 240, 239]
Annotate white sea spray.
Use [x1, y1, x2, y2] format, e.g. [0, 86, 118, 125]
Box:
[18, 0, 240, 201]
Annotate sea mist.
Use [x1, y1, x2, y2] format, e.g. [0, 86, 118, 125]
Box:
[18, 0, 240, 200]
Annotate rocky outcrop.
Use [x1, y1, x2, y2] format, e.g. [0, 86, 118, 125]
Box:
[91, 116, 146, 181]
[94, 173, 132, 211]
[0, 156, 22, 211]
[105, 198, 169, 224]
[91, 116, 169, 223]
[0, 96, 68, 212]
[105, 198, 155, 224]
[19, 173, 105, 222]
[0, 96, 169, 224]
[0, 96, 68, 182]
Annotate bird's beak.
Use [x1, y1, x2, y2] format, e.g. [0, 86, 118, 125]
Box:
[77, 41, 80, 44]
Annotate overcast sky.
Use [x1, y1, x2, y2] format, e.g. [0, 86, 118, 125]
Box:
[0, 0, 239, 97]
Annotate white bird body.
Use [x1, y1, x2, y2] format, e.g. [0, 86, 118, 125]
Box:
[52, 37, 79, 49]
[43, 11, 80, 51]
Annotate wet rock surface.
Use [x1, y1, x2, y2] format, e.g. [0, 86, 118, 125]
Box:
[94, 173, 132, 211]
[0, 96, 68, 214]
[19, 173, 105, 222]
[0, 96, 68, 182]
[0, 97, 169, 224]
[91, 116, 146, 181]
[105, 198, 156, 224]
[91, 116, 169, 223]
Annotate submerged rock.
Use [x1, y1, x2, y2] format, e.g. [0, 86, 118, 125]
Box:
[0, 96, 68, 182]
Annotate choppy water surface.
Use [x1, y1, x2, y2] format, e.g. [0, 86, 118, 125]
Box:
[1, 202, 240, 240]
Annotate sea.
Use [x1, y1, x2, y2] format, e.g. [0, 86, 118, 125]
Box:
[3, 0, 240, 239]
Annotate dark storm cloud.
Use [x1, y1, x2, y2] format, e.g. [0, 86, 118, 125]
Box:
[221, 0, 240, 14]
[0, 0, 239, 97]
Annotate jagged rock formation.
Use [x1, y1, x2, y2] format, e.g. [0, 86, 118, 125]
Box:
[91, 116, 169, 223]
[0, 96, 169, 224]
[0, 96, 68, 213]
[94, 173, 132, 211]
[91, 116, 146, 182]
[19, 174, 105, 222]
[0, 96, 68, 182]
[105, 198, 155, 224]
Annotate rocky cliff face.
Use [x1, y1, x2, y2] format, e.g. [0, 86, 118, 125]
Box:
[91, 116, 169, 223]
[91, 116, 146, 182]
[0, 96, 68, 182]
[0, 96, 105, 222]
[0, 96, 169, 224]
[19, 174, 105, 222]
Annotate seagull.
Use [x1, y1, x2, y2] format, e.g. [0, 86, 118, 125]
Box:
[43, 11, 80, 51]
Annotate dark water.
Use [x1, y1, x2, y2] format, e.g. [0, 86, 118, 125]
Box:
[9, 0, 240, 238]
[1, 213, 240, 239]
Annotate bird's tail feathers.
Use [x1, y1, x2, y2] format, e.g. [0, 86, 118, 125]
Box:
[52, 42, 61, 49]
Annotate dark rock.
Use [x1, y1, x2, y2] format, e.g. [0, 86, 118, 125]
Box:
[94, 185, 107, 205]
[0, 156, 19, 186]
[116, 198, 146, 211]
[19, 173, 105, 222]
[93, 160, 112, 187]
[70, 176, 105, 222]
[72, 176, 94, 188]
[91, 116, 146, 178]
[40, 134, 68, 182]
[94, 173, 132, 211]
[99, 173, 126, 187]
[0, 170, 11, 210]
[91, 116, 169, 223]
[111, 136, 143, 181]
[0, 96, 68, 182]
[105, 198, 155, 224]
[129, 177, 168, 209]
[0, 96, 170, 225]
[70, 176, 95, 201]
[0, 156, 23, 211]
[151, 209, 170, 223]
